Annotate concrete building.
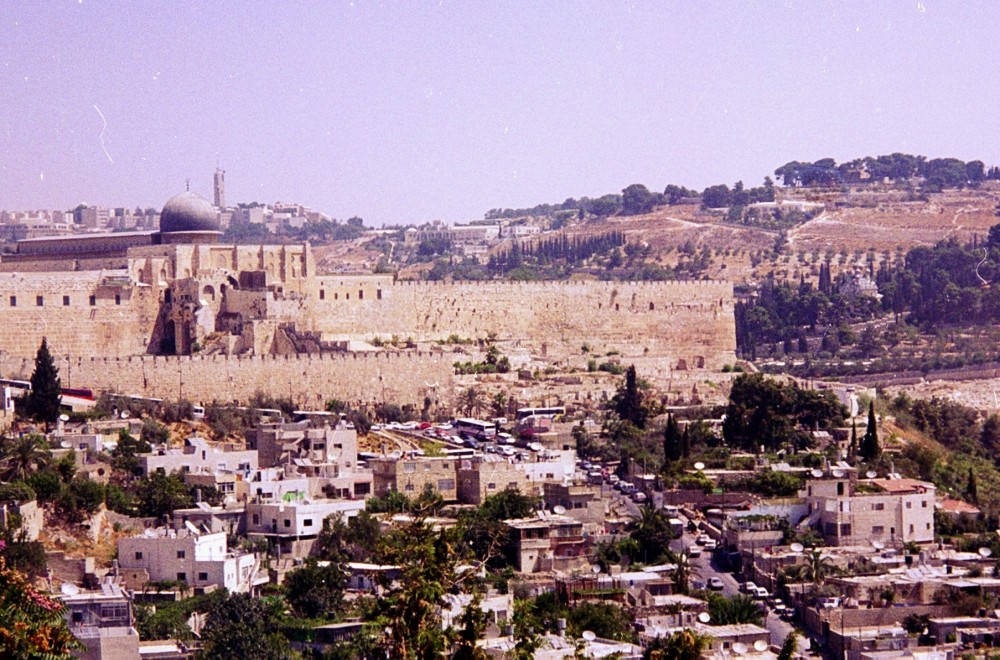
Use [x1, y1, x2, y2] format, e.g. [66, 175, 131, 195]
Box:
[61, 582, 139, 660]
[245, 498, 365, 558]
[137, 437, 257, 478]
[370, 455, 459, 501]
[117, 528, 264, 593]
[801, 476, 936, 546]
[251, 421, 371, 499]
[505, 513, 590, 573]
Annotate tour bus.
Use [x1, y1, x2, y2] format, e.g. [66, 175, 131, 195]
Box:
[515, 406, 566, 421]
[453, 418, 497, 441]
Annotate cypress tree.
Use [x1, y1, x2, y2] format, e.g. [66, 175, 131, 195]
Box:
[663, 414, 682, 463]
[848, 421, 858, 462]
[859, 401, 880, 461]
[681, 426, 691, 459]
[966, 467, 978, 504]
[26, 337, 62, 426]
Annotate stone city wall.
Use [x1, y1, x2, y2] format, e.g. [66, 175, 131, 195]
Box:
[0, 271, 160, 358]
[312, 278, 736, 368]
[0, 351, 453, 410]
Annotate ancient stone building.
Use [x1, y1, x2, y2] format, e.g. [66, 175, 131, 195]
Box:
[0, 190, 737, 408]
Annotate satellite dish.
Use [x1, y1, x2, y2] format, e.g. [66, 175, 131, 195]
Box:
[832, 469, 845, 478]
[866, 470, 877, 479]
[582, 631, 597, 642]
[979, 547, 993, 558]
[59, 414, 69, 422]
[553, 505, 567, 515]
[59, 440, 72, 448]
[790, 542, 805, 553]
[733, 642, 748, 655]
[60, 583, 80, 596]
[754, 640, 769, 652]
[698, 612, 711, 624]
[120, 411, 130, 419]
[694, 462, 705, 471]
[592, 564, 602, 574]
[811, 469, 824, 478]
[872, 540, 885, 550]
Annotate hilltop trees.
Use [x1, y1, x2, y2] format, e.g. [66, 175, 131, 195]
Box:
[25, 337, 62, 426]
[612, 365, 647, 430]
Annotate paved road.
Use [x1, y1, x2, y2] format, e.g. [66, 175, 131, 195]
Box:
[673, 521, 804, 651]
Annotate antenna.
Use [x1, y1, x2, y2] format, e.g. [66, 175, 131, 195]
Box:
[592, 564, 602, 574]
[185, 178, 190, 192]
[790, 542, 805, 553]
[754, 640, 769, 652]
[979, 547, 993, 558]
[733, 642, 748, 655]
[811, 469, 824, 478]
[694, 462, 705, 471]
[553, 505, 566, 515]
[60, 583, 80, 596]
[581, 631, 597, 642]
[698, 612, 711, 623]
[866, 470, 877, 479]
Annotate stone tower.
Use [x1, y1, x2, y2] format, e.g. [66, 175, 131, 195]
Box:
[213, 167, 226, 209]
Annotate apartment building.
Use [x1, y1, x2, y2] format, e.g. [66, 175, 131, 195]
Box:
[118, 528, 263, 593]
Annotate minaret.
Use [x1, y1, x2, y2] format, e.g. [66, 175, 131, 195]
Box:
[213, 167, 226, 209]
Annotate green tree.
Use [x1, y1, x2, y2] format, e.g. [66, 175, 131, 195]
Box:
[0, 434, 51, 482]
[283, 558, 347, 619]
[707, 593, 763, 626]
[859, 401, 880, 461]
[452, 593, 489, 660]
[629, 505, 673, 564]
[25, 337, 62, 426]
[460, 386, 486, 418]
[777, 632, 798, 660]
[803, 548, 834, 585]
[663, 414, 682, 463]
[199, 592, 290, 660]
[135, 472, 193, 518]
[612, 365, 647, 429]
[644, 629, 709, 660]
[966, 467, 979, 505]
[567, 601, 635, 641]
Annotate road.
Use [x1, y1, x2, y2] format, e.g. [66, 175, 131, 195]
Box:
[672, 518, 806, 652]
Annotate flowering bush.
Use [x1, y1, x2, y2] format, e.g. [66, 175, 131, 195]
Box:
[0, 541, 81, 659]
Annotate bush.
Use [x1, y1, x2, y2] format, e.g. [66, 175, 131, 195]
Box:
[0, 482, 36, 502]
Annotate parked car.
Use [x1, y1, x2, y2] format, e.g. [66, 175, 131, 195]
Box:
[703, 539, 717, 551]
[753, 587, 769, 600]
[691, 579, 706, 591]
[707, 577, 724, 590]
[632, 491, 648, 503]
[687, 546, 702, 558]
[695, 534, 710, 546]
[739, 582, 758, 594]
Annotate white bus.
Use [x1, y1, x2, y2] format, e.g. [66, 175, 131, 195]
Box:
[453, 418, 497, 441]
[515, 406, 565, 421]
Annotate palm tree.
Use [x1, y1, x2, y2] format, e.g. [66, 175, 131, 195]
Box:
[628, 505, 671, 564]
[644, 629, 709, 660]
[460, 387, 486, 417]
[1, 434, 51, 481]
[672, 552, 700, 595]
[802, 548, 835, 585]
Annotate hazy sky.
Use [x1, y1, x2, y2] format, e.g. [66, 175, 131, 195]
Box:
[1, 2, 997, 225]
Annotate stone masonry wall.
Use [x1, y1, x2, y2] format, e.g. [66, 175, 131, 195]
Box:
[312, 279, 736, 369]
[0, 351, 453, 409]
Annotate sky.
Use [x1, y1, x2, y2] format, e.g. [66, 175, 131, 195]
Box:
[1, 1, 998, 226]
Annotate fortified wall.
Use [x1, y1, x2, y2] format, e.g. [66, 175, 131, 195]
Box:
[0, 351, 453, 410]
[312, 278, 736, 369]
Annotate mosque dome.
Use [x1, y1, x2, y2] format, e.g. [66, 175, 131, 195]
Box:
[159, 191, 220, 234]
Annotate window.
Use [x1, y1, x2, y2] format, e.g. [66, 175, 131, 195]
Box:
[404, 484, 415, 492]
[438, 479, 455, 490]
[922, 500, 928, 508]
[909, 524, 915, 533]
[358, 289, 364, 300]
[906, 501, 912, 509]
[872, 526, 884, 535]
[8, 295, 14, 306]
[377, 289, 382, 300]
[252, 514, 260, 524]
[115, 294, 121, 305]
[873, 503, 885, 511]
[135, 552, 143, 560]
[840, 524, 852, 537]
[837, 482, 844, 496]
[334, 292, 338, 300]
[177, 551, 185, 559]
[926, 523, 931, 530]
[284, 519, 291, 527]
[403, 462, 416, 473]
[62, 295, 70, 306]
[89, 295, 96, 306]
[319, 289, 325, 300]
[304, 519, 313, 527]
[488, 482, 496, 490]
[177, 572, 186, 582]
[198, 572, 208, 581]
[36, 295, 43, 306]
